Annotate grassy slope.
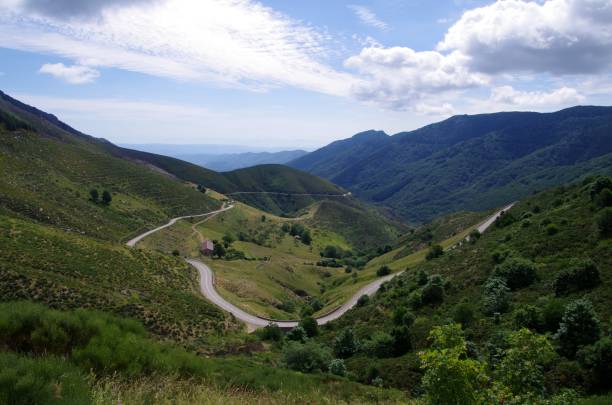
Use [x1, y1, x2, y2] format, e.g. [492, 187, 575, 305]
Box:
[316, 177, 612, 392]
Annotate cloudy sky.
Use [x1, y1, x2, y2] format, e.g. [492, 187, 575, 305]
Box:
[1, 0, 611, 148]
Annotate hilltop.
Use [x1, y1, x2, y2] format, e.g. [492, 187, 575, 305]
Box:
[290, 107, 612, 223]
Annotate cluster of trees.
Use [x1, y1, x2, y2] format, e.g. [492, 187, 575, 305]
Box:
[281, 223, 312, 245]
[89, 188, 112, 205]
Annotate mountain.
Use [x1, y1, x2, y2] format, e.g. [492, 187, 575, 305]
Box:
[0, 90, 343, 216]
[176, 150, 308, 171]
[290, 107, 612, 223]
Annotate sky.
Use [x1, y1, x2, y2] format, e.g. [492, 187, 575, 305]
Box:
[1, 0, 612, 149]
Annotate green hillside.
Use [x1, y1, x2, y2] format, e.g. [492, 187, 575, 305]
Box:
[305, 176, 612, 402]
[290, 107, 612, 223]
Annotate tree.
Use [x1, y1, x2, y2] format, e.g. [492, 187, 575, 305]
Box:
[391, 325, 412, 356]
[468, 229, 481, 244]
[299, 316, 318, 338]
[513, 305, 543, 332]
[482, 277, 510, 315]
[425, 244, 444, 261]
[101, 190, 112, 205]
[333, 328, 359, 358]
[260, 323, 283, 342]
[416, 269, 428, 286]
[419, 324, 487, 405]
[556, 299, 601, 357]
[578, 337, 612, 391]
[497, 328, 556, 397]
[365, 331, 394, 358]
[596, 207, 612, 237]
[422, 274, 445, 305]
[301, 230, 312, 245]
[328, 358, 347, 376]
[376, 265, 391, 277]
[212, 241, 226, 258]
[453, 303, 475, 328]
[222, 234, 235, 248]
[281, 341, 332, 373]
[89, 189, 99, 202]
[493, 257, 538, 290]
[553, 259, 600, 296]
[286, 326, 307, 343]
[356, 294, 369, 307]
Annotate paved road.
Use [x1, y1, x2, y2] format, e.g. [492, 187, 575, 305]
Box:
[127, 201, 514, 330]
[227, 191, 351, 197]
[125, 204, 234, 247]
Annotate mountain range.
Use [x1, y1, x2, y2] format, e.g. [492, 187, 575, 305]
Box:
[290, 107, 612, 223]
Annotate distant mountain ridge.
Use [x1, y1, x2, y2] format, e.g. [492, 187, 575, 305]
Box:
[290, 106, 612, 223]
[175, 150, 308, 171]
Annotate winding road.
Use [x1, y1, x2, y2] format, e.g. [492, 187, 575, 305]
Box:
[127, 201, 515, 330]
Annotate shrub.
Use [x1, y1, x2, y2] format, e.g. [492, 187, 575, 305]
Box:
[328, 358, 347, 377]
[595, 188, 612, 208]
[577, 337, 612, 391]
[546, 223, 560, 235]
[468, 229, 481, 243]
[556, 299, 601, 357]
[356, 294, 370, 307]
[281, 341, 332, 373]
[376, 265, 391, 277]
[286, 326, 307, 343]
[493, 257, 538, 290]
[497, 328, 556, 397]
[391, 325, 412, 356]
[541, 299, 565, 333]
[491, 248, 511, 264]
[453, 303, 475, 327]
[513, 305, 543, 332]
[416, 269, 428, 286]
[0, 352, 92, 405]
[482, 277, 510, 315]
[101, 190, 112, 205]
[553, 259, 600, 296]
[260, 323, 283, 342]
[333, 328, 359, 358]
[425, 244, 444, 261]
[299, 317, 318, 338]
[419, 324, 487, 405]
[421, 275, 445, 305]
[596, 207, 612, 237]
[89, 189, 99, 202]
[408, 290, 423, 310]
[309, 297, 324, 312]
[364, 332, 394, 358]
[495, 211, 517, 228]
[393, 306, 415, 326]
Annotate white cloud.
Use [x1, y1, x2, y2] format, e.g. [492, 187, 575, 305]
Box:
[39, 63, 100, 84]
[348, 5, 388, 30]
[0, 0, 355, 96]
[344, 46, 487, 110]
[490, 85, 585, 107]
[438, 0, 612, 75]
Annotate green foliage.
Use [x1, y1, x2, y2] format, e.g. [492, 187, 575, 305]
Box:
[356, 294, 370, 307]
[364, 331, 395, 358]
[483, 277, 511, 315]
[328, 358, 347, 377]
[281, 341, 332, 373]
[0, 109, 35, 131]
[546, 223, 560, 235]
[222, 233, 235, 248]
[497, 328, 557, 397]
[453, 303, 475, 327]
[419, 324, 487, 405]
[553, 259, 600, 296]
[391, 325, 412, 356]
[89, 188, 99, 202]
[577, 337, 612, 391]
[299, 317, 318, 338]
[0, 352, 91, 405]
[425, 244, 444, 261]
[212, 241, 226, 258]
[260, 323, 283, 342]
[422, 274, 445, 305]
[513, 305, 544, 332]
[376, 265, 391, 277]
[595, 188, 612, 208]
[333, 328, 359, 359]
[596, 207, 612, 237]
[393, 306, 415, 326]
[416, 269, 428, 286]
[101, 190, 112, 205]
[493, 257, 538, 290]
[556, 299, 601, 358]
[495, 211, 517, 228]
[286, 326, 308, 343]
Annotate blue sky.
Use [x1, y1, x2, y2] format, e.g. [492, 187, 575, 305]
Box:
[1, 0, 611, 149]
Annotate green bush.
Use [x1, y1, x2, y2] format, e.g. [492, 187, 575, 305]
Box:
[425, 244, 444, 261]
[356, 294, 370, 307]
[281, 341, 332, 373]
[0, 352, 92, 405]
[495, 211, 517, 228]
[596, 207, 612, 237]
[553, 259, 600, 296]
[333, 328, 359, 358]
[482, 277, 511, 315]
[421, 274, 445, 305]
[494, 257, 538, 290]
[453, 303, 476, 328]
[260, 323, 283, 342]
[286, 326, 308, 343]
[546, 223, 560, 235]
[364, 332, 394, 358]
[556, 299, 601, 358]
[513, 305, 544, 332]
[328, 358, 347, 377]
[376, 265, 391, 277]
[298, 317, 318, 338]
[391, 325, 412, 356]
[577, 337, 612, 391]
